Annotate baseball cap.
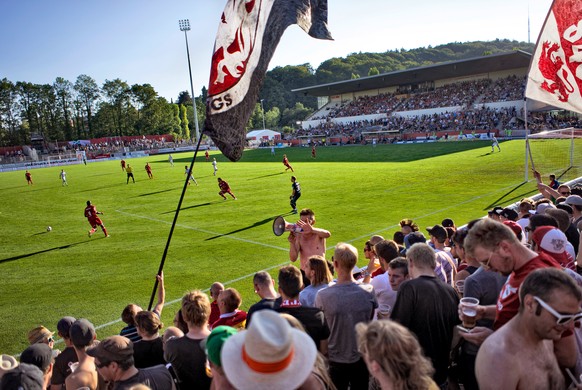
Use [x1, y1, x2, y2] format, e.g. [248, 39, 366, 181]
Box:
[556, 203, 573, 215]
[531, 226, 573, 267]
[27, 326, 54, 345]
[0, 363, 44, 390]
[87, 336, 133, 362]
[70, 319, 96, 348]
[426, 225, 448, 241]
[441, 218, 455, 228]
[500, 208, 518, 221]
[488, 206, 504, 215]
[20, 344, 53, 372]
[57, 317, 76, 338]
[503, 220, 523, 239]
[530, 203, 555, 215]
[202, 326, 238, 367]
[564, 195, 582, 206]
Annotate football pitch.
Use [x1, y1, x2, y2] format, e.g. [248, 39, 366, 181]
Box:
[0, 140, 551, 354]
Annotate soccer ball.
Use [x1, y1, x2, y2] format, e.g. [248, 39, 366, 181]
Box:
[46, 226, 52, 232]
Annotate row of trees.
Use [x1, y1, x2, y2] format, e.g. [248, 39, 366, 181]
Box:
[0, 75, 312, 147]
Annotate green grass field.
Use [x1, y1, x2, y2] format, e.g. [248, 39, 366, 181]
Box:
[0, 139, 567, 355]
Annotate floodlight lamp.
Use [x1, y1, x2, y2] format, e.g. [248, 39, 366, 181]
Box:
[179, 19, 191, 31]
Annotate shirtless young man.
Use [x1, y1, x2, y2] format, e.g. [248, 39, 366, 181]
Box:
[288, 209, 331, 285]
[66, 319, 99, 390]
[475, 268, 582, 390]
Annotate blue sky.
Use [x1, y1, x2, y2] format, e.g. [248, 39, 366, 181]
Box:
[1, 0, 552, 102]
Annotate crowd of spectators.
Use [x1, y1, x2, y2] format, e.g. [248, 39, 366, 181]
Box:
[4, 184, 582, 389]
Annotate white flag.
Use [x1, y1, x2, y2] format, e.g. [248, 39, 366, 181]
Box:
[525, 0, 582, 114]
[204, 0, 332, 161]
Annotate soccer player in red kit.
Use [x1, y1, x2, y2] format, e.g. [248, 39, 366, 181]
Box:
[85, 200, 109, 237]
[282, 154, 294, 172]
[25, 170, 33, 185]
[121, 159, 126, 171]
[311, 145, 316, 159]
[217, 178, 237, 200]
[145, 162, 153, 179]
[205, 150, 210, 161]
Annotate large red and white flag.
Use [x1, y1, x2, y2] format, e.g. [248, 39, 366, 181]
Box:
[204, 0, 332, 161]
[525, 0, 582, 113]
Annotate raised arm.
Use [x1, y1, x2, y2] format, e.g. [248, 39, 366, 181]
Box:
[152, 272, 165, 316]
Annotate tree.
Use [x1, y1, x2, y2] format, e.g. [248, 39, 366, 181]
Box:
[0, 79, 20, 145]
[179, 104, 189, 139]
[74, 74, 100, 138]
[368, 67, 380, 76]
[53, 77, 74, 140]
[102, 79, 131, 136]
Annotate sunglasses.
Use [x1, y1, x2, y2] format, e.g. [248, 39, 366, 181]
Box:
[534, 296, 582, 326]
[477, 251, 494, 270]
[95, 361, 111, 369]
[47, 337, 54, 343]
[560, 192, 571, 196]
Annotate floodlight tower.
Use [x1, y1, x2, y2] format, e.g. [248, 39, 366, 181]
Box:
[178, 19, 200, 142]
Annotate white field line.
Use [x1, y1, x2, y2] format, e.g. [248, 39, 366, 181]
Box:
[55, 182, 523, 340]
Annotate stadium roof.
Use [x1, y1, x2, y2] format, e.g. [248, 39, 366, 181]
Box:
[292, 50, 532, 97]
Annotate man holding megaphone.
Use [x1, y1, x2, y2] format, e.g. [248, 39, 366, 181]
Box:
[288, 209, 331, 286]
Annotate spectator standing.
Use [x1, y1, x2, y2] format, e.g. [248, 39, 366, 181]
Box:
[50, 316, 78, 390]
[288, 208, 331, 286]
[315, 242, 377, 390]
[276, 265, 330, 352]
[461, 218, 577, 369]
[20, 344, 54, 390]
[212, 288, 247, 329]
[66, 319, 99, 390]
[209, 282, 224, 326]
[120, 305, 143, 343]
[476, 269, 581, 389]
[133, 311, 165, 368]
[164, 290, 211, 390]
[221, 310, 317, 390]
[391, 243, 460, 388]
[246, 271, 281, 327]
[88, 336, 174, 390]
[356, 320, 438, 390]
[299, 256, 333, 307]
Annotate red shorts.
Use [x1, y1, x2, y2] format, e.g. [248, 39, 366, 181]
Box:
[88, 217, 102, 227]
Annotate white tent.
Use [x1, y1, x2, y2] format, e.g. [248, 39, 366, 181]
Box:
[246, 129, 281, 141]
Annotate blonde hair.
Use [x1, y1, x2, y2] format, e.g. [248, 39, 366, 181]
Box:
[333, 242, 358, 271]
[356, 320, 434, 390]
[464, 218, 518, 256]
[181, 290, 211, 327]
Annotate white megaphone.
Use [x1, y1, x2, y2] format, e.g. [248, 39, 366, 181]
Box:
[272, 216, 303, 236]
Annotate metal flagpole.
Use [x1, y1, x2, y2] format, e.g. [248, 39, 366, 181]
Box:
[148, 136, 204, 310]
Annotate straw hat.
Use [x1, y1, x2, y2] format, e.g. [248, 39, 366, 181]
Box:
[221, 310, 317, 390]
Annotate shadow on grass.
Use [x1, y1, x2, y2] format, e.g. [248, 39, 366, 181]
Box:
[484, 182, 538, 210]
[75, 183, 124, 193]
[136, 187, 181, 197]
[248, 172, 285, 181]
[205, 212, 296, 241]
[162, 202, 217, 214]
[0, 240, 92, 265]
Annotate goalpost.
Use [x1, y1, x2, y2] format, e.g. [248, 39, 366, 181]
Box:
[525, 127, 582, 182]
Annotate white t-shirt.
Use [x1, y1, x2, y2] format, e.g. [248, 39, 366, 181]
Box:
[370, 272, 397, 319]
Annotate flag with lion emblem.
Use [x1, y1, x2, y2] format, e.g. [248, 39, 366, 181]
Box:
[204, 0, 333, 161]
[525, 0, 582, 114]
